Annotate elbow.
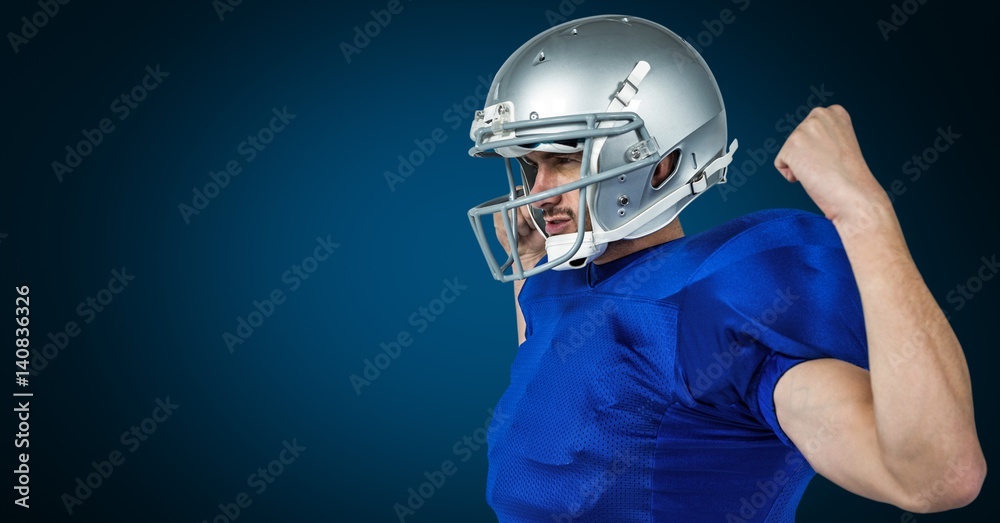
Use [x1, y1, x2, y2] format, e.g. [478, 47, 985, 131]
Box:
[899, 452, 987, 513]
[940, 455, 987, 511]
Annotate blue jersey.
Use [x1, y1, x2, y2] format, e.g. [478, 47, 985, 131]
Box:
[487, 209, 869, 523]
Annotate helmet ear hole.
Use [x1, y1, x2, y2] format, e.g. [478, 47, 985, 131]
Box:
[651, 150, 681, 190]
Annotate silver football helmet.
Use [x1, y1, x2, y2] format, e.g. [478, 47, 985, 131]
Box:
[467, 15, 738, 282]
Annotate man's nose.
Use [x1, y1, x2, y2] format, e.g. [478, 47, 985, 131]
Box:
[529, 165, 562, 210]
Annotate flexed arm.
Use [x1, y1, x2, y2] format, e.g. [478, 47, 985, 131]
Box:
[770, 105, 986, 512]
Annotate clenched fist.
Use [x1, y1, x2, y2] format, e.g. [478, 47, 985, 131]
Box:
[774, 105, 891, 225]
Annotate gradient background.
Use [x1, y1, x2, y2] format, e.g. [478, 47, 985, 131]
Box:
[3, 0, 996, 522]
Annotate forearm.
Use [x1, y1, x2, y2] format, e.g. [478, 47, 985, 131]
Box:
[833, 191, 985, 504]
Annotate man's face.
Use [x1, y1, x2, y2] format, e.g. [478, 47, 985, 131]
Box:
[523, 150, 593, 236]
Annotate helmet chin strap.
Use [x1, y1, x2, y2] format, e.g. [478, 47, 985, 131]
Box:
[545, 232, 608, 271]
[603, 138, 739, 242]
[544, 137, 738, 271]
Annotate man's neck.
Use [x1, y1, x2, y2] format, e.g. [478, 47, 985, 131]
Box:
[593, 219, 685, 265]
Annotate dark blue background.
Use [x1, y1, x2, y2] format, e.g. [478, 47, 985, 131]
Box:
[3, 0, 996, 521]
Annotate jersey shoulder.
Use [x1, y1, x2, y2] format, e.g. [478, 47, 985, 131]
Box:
[684, 208, 843, 278]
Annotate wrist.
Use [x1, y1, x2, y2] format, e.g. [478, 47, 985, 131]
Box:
[830, 188, 900, 241]
[831, 189, 914, 279]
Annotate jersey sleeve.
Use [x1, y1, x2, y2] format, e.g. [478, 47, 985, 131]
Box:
[677, 210, 868, 447]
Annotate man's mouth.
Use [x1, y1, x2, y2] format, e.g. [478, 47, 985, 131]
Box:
[545, 217, 573, 235]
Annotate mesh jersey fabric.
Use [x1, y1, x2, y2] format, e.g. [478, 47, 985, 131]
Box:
[486, 208, 869, 523]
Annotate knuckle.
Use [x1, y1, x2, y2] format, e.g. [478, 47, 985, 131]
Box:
[832, 104, 851, 120]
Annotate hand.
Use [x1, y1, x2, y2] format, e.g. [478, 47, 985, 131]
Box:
[774, 105, 890, 225]
[493, 187, 547, 270]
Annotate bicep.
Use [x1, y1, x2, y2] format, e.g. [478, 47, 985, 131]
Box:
[773, 358, 908, 506]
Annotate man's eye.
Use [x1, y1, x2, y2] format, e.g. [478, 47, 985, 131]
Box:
[557, 157, 579, 164]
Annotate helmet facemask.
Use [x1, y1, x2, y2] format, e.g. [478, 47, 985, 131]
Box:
[467, 109, 662, 282]
[466, 16, 738, 283]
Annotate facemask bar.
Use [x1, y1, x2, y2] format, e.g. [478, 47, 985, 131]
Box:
[470, 112, 645, 157]
[469, 148, 592, 281]
[467, 112, 658, 282]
